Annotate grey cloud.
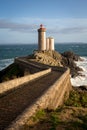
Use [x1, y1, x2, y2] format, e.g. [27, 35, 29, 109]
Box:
[0, 19, 38, 33]
[60, 27, 87, 34]
[48, 26, 87, 34]
[0, 19, 87, 35]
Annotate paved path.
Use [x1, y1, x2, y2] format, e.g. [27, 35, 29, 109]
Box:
[0, 71, 62, 130]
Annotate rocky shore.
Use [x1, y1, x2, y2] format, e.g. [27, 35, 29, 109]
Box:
[28, 50, 83, 78]
[0, 50, 83, 83]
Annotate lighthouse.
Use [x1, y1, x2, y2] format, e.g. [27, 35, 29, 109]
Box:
[38, 24, 55, 51]
[38, 24, 46, 51]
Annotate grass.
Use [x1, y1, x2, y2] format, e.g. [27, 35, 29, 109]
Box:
[65, 89, 87, 107]
[21, 88, 87, 130]
[49, 112, 61, 130]
[32, 109, 46, 122]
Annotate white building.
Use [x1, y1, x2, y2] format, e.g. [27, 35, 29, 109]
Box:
[38, 25, 55, 51]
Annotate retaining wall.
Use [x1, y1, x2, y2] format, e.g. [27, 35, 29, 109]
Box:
[15, 58, 49, 74]
[7, 68, 72, 130]
[0, 68, 51, 97]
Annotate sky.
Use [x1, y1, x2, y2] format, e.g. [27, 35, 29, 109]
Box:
[0, 0, 87, 44]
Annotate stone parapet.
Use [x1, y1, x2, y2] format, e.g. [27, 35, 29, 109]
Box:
[6, 68, 72, 130]
[0, 68, 51, 97]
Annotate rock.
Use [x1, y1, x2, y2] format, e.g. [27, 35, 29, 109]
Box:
[61, 57, 80, 77]
[32, 50, 83, 78]
[0, 63, 24, 83]
[61, 51, 81, 61]
[1, 50, 82, 82]
[32, 50, 62, 67]
[61, 51, 83, 77]
[79, 85, 87, 91]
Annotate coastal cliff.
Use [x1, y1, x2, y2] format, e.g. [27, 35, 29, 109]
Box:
[0, 50, 82, 82]
[30, 50, 82, 77]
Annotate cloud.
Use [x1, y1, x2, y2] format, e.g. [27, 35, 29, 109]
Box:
[38, 18, 87, 34]
[0, 18, 87, 35]
[61, 26, 87, 34]
[48, 26, 87, 34]
[0, 19, 38, 33]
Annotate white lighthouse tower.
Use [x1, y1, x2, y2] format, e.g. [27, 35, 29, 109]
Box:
[49, 37, 55, 51]
[38, 24, 46, 51]
[37, 24, 55, 51]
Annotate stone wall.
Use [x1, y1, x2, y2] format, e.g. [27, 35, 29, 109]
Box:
[7, 68, 72, 130]
[15, 57, 48, 74]
[0, 68, 51, 97]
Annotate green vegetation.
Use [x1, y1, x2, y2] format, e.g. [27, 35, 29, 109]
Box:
[49, 112, 61, 130]
[32, 109, 46, 122]
[65, 89, 87, 107]
[21, 89, 87, 130]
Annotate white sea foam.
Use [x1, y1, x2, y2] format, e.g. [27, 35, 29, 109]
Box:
[71, 57, 87, 87]
[0, 58, 14, 71]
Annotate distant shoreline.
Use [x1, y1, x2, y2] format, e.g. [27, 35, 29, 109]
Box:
[0, 42, 87, 45]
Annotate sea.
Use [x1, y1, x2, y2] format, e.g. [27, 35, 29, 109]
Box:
[0, 43, 87, 87]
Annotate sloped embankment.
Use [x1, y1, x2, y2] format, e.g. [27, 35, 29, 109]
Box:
[21, 88, 87, 130]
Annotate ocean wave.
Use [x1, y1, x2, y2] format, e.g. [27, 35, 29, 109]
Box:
[71, 56, 87, 87]
[0, 58, 14, 71]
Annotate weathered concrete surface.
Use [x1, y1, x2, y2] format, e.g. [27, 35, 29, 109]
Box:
[5, 69, 72, 130]
[0, 68, 51, 97]
[0, 70, 62, 130]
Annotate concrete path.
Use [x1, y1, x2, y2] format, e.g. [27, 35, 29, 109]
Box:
[0, 71, 62, 130]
